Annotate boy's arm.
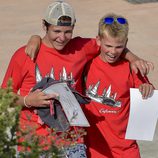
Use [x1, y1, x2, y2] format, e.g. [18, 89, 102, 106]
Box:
[131, 69, 154, 99]
[1, 47, 58, 108]
[25, 35, 41, 60]
[25, 36, 154, 76]
[123, 48, 154, 76]
[1, 84, 58, 108]
[15, 90, 59, 108]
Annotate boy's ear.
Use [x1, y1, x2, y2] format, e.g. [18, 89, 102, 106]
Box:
[42, 20, 47, 31]
[125, 38, 128, 47]
[96, 36, 101, 46]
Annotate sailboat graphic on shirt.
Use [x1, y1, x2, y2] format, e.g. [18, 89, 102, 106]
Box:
[86, 81, 122, 107]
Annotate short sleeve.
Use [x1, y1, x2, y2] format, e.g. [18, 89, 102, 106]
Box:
[1, 47, 27, 93]
[131, 70, 151, 88]
[84, 38, 99, 61]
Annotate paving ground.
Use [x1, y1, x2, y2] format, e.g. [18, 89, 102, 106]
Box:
[0, 0, 158, 157]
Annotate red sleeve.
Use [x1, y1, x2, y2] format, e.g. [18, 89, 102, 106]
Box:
[84, 38, 100, 61]
[132, 70, 152, 88]
[69, 37, 99, 63]
[1, 46, 27, 93]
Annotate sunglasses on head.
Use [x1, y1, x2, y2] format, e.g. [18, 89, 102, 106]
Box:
[104, 17, 127, 25]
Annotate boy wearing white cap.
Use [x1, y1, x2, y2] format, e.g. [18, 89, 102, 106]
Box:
[2, 1, 90, 157]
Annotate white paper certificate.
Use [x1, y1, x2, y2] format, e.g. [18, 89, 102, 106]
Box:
[43, 82, 90, 127]
[125, 88, 158, 141]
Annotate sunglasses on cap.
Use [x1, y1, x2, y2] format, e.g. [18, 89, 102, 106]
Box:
[104, 17, 127, 25]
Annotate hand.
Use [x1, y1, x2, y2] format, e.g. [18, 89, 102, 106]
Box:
[130, 59, 154, 77]
[139, 83, 154, 99]
[25, 35, 41, 60]
[25, 89, 59, 108]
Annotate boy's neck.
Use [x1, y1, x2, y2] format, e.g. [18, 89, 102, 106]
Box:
[42, 36, 54, 48]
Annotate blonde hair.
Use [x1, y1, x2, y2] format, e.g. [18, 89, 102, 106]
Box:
[98, 13, 129, 41]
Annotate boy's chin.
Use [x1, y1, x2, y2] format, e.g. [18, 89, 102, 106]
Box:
[106, 58, 117, 64]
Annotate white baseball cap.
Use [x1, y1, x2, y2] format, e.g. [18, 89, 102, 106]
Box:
[44, 0, 76, 26]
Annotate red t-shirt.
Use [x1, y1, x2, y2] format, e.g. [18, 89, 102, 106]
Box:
[84, 56, 149, 158]
[1, 37, 99, 150]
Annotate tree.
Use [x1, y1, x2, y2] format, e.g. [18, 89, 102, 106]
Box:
[0, 80, 86, 158]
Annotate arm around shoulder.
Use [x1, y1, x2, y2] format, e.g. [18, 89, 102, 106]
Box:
[25, 35, 42, 60]
[123, 48, 154, 76]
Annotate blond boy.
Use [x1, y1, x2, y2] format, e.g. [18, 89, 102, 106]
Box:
[84, 13, 153, 158]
